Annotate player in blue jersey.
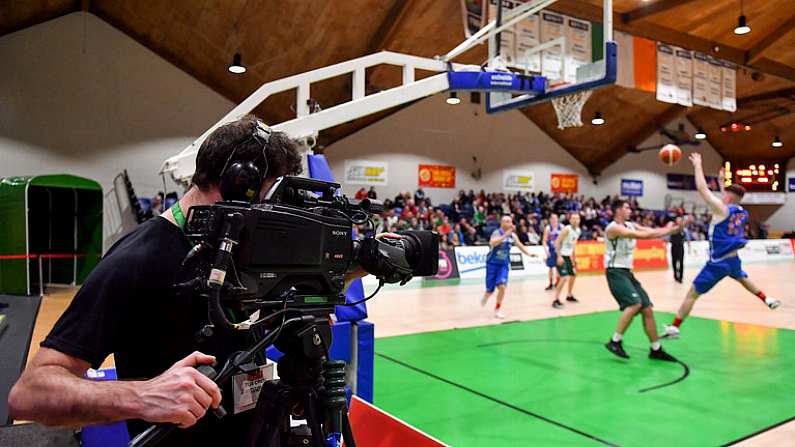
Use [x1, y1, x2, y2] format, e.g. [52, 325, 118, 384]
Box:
[663, 153, 781, 339]
[542, 214, 562, 291]
[481, 216, 535, 319]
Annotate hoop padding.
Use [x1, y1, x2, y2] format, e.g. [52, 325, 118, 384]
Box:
[551, 90, 592, 129]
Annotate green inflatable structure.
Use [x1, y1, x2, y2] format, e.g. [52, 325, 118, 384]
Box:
[0, 175, 103, 295]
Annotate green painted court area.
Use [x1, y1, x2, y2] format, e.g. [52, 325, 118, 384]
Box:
[373, 312, 795, 447]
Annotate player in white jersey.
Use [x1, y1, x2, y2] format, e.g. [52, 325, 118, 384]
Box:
[604, 200, 681, 361]
[551, 213, 581, 309]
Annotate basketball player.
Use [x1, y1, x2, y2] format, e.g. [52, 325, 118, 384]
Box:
[663, 154, 781, 339]
[552, 212, 581, 309]
[481, 216, 535, 319]
[542, 214, 562, 291]
[604, 200, 680, 361]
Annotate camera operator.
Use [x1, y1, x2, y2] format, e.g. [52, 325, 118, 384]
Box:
[8, 116, 372, 446]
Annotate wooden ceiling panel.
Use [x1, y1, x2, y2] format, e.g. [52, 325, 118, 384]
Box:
[0, 0, 79, 35]
[646, 0, 795, 51]
[3, 0, 795, 172]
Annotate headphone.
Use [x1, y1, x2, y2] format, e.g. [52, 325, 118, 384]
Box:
[218, 120, 272, 202]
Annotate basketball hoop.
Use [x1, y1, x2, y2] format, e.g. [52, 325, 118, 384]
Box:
[551, 90, 592, 130]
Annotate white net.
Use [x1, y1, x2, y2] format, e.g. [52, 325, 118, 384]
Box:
[550, 90, 592, 130]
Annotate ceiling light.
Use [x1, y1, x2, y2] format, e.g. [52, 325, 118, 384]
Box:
[772, 136, 783, 148]
[734, 15, 750, 35]
[446, 91, 461, 105]
[734, 1, 750, 35]
[228, 52, 246, 74]
[695, 129, 707, 140]
[591, 112, 605, 125]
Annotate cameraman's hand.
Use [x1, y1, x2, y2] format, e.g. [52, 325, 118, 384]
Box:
[135, 351, 222, 429]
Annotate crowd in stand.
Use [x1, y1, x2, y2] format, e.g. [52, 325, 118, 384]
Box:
[354, 187, 718, 249]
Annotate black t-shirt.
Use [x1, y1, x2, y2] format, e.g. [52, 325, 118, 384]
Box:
[42, 217, 256, 446]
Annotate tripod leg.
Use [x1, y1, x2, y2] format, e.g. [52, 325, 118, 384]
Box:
[246, 381, 292, 447]
[341, 409, 356, 447]
[302, 391, 328, 447]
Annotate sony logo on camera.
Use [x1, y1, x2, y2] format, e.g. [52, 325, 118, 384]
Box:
[331, 230, 349, 237]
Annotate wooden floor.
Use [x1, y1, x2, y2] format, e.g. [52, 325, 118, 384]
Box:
[28, 263, 795, 446]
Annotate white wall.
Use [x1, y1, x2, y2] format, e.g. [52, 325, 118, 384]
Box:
[0, 12, 234, 199]
[599, 118, 724, 210]
[325, 94, 597, 203]
[325, 97, 725, 210]
[764, 159, 795, 233]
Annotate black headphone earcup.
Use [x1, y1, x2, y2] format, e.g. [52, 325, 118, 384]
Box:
[219, 161, 263, 202]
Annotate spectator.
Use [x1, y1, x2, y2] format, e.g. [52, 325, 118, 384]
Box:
[367, 186, 377, 199]
[355, 187, 367, 200]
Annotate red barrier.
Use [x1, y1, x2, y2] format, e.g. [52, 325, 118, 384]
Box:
[347, 396, 448, 447]
[0, 253, 88, 260]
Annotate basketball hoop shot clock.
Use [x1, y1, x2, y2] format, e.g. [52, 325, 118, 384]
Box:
[724, 161, 784, 192]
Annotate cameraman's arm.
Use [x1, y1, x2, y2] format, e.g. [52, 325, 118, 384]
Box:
[9, 348, 221, 428]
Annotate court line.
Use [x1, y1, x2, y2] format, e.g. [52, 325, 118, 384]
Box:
[477, 338, 690, 393]
[721, 415, 795, 446]
[375, 352, 621, 447]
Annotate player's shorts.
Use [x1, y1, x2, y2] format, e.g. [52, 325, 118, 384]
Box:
[556, 256, 576, 277]
[693, 255, 748, 295]
[546, 249, 557, 268]
[485, 262, 509, 293]
[606, 268, 652, 310]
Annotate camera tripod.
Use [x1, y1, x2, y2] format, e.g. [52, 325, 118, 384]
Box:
[128, 312, 357, 447]
[245, 319, 356, 447]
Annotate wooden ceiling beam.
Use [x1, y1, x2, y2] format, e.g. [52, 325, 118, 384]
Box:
[366, 0, 413, 53]
[621, 0, 695, 24]
[736, 87, 795, 107]
[591, 103, 689, 173]
[746, 12, 795, 65]
[547, 0, 795, 83]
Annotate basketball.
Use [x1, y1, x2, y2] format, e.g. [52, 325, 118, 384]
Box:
[659, 144, 682, 166]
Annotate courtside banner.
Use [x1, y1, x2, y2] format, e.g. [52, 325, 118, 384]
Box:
[633, 240, 669, 269]
[573, 241, 604, 273]
[738, 239, 795, 263]
[574, 240, 668, 273]
[679, 239, 794, 271]
[454, 245, 547, 279]
[550, 173, 578, 193]
[344, 160, 388, 186]
[418, 164, 456, 188]
[427, 249, 460, 281]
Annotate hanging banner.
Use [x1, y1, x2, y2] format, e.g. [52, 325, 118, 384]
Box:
[503, 170, 535, 191]
[789, 177, 795, 192]
[692, 52, 710, 107]
[564, 17, 591, 84]
[550, 173, 578, 193]
[540, 11, 566, 82]
[621, 178, 644, 197]
[515, 13, 541, 72]
[461, 0, 486, 37]
[721, 61, 737, 112]
[656, 43, 677, 104]
[418, 164, 456, 188]
[707, 56, 723, 110]
[488, 0, 517, 65]
[344, 160, 388, 186]
[674, 47, 693, 107]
